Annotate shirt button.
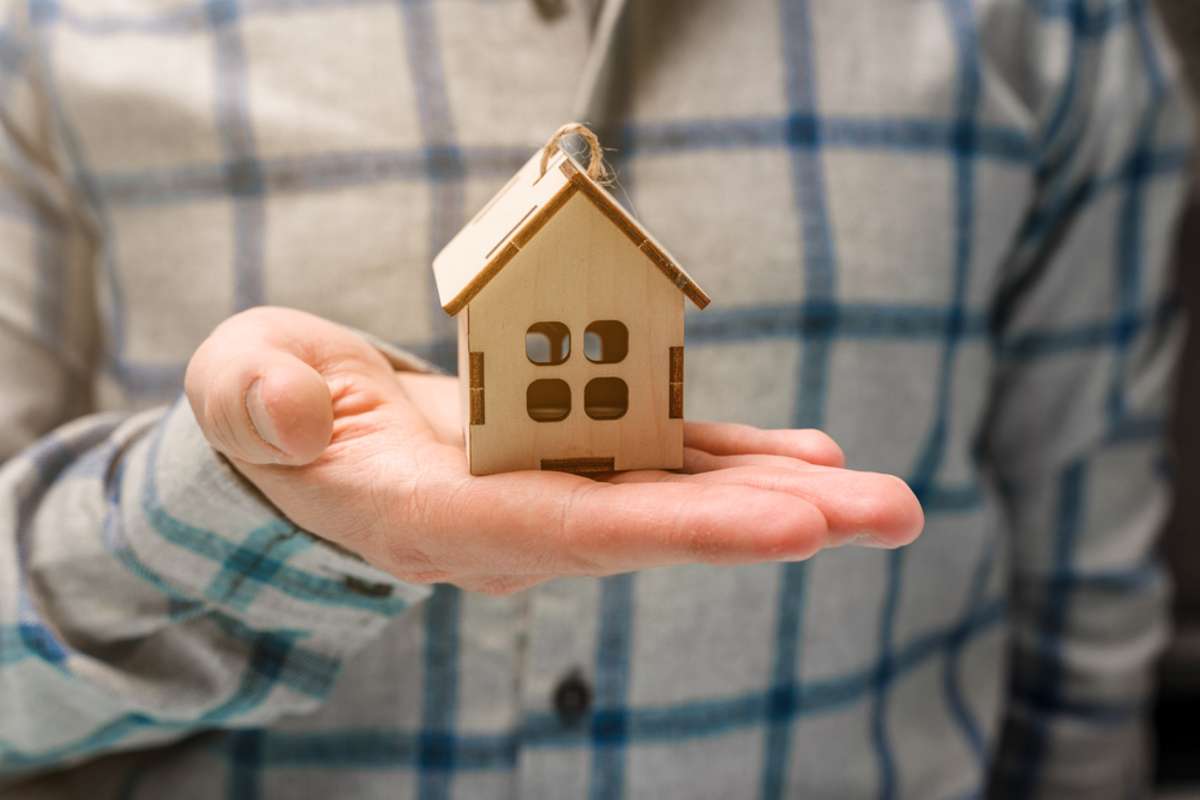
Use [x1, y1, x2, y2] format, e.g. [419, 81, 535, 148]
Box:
[553, 669, 592, 726]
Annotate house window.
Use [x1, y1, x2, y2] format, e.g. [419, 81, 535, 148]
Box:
[584, 320, 628, 364]
[527, 379, 571, 422]
[526, 322, 570, 365]
[584, 377, 628, 420]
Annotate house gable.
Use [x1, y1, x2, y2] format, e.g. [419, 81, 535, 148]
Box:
[432, 149, 710, 316]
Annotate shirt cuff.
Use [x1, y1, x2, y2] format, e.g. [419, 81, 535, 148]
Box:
[122, 345, 436, 647]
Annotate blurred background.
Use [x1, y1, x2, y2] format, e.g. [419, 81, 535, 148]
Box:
[1154, 0, 1200, 793]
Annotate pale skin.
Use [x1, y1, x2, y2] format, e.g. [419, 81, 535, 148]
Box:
[184, 307, 925, 596]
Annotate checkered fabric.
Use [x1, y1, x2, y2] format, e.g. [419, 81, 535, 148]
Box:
[0, 0, 1191, 797]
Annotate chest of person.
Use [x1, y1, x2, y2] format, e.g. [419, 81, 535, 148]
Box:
[41, 2, 1027, 441]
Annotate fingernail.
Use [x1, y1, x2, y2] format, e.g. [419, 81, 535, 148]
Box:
[847, 532, 892, 549]
[246, 379, 288, 456]
[830, 532, 892, 550]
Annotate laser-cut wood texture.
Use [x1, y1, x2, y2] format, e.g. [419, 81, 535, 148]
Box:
[468, 351, 485, 425]
[668, 346, 684, 419]
[432, 141, 709, 475]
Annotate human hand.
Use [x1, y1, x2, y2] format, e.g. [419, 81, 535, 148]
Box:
[185, 307, 924, 595]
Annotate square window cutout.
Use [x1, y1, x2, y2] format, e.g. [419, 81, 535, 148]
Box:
[528, 379, 571, 422]
[527, 322, 571, 365]
[584, 321, 628, 364]
[584, 377, 627, 420]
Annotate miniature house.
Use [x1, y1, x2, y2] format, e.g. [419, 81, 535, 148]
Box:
[432, 146, 710, 476]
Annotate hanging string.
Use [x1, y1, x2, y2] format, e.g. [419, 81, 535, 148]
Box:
[539, 122, 613, 186]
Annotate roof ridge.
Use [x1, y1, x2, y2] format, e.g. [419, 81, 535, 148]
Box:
[433, 150, 710, 315]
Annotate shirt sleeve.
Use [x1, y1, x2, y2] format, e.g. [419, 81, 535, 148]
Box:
[0, 8, 431, 778]
[985, 2, 1192, 796]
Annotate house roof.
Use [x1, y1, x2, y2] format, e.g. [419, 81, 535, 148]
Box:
[432, 148, 710, 316]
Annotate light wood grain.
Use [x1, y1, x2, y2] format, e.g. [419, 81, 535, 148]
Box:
[434, 134, 711, 475]
[464, 191, 685, 475]
[432, 150, 572, 315]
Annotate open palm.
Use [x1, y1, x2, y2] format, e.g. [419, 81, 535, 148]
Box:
[185, 308, 923, 595]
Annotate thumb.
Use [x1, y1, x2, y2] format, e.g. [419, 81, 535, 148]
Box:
[186, 315, 334, 466]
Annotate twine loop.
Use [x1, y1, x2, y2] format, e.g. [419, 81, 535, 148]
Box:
[539, 122, 612, 185]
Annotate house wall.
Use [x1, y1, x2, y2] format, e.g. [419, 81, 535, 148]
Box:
[464, 191, 686, 475]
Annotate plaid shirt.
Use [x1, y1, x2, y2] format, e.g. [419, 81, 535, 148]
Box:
[0, 0, 1191, 797]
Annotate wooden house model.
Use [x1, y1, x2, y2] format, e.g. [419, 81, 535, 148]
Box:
[432, 144, 710, 476]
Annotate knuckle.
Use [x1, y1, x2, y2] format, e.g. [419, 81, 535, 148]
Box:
[220, 305, 277, 333]
[206, 307, 284, 356]
[199, 393, 241, 454]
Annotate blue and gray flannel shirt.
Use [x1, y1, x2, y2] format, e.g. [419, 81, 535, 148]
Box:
[0, 0, 1192, 797]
